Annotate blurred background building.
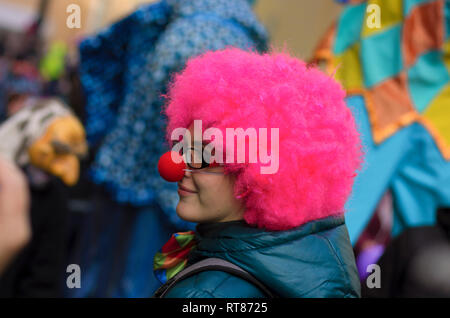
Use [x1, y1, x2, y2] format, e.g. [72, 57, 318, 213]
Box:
[0, 0, 342, 59]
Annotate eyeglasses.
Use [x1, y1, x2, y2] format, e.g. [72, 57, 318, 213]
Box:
[181, 146, 223, 174]
[183, 168, 223, 175]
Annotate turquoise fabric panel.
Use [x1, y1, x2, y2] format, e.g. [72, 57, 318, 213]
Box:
[407, 50, 450, 113]
[390, 121, 450, 237]
[445, 0, 450, 40]
[334, 3, 367, 54]
[361, 24, 403, 87]
[344, 95, 410, 244]
[403, 0, 438, 15]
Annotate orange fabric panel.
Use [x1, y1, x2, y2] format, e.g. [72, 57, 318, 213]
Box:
[402, 0, 444, 68]
[365, 72, 418, 142]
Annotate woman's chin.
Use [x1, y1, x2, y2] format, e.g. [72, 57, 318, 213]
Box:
[176, 202, 200, 223]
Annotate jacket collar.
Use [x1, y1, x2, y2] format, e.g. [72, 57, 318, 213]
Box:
[196, 220, 248, 238]
[193, 215, 345, 253]
[188, 215, 359, 297]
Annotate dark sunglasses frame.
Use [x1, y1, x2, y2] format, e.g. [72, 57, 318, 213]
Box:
[182, 146, 220, 170]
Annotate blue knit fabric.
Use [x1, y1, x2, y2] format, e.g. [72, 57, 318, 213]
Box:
[79, 0, 268, 228]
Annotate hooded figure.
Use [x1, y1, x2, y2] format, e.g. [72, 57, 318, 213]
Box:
[153, 48, 363, 298]
[71, 0, 268, 297]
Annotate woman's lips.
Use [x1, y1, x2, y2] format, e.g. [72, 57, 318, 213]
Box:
[178, 183, 198, 195]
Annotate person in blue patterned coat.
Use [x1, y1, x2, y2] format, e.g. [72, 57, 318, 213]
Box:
[68, 0, 268, 297]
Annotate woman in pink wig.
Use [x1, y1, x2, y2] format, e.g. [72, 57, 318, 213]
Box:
[153, 48, 363, 298]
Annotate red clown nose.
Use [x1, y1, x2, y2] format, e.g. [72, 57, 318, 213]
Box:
[158, 151, 186, 182]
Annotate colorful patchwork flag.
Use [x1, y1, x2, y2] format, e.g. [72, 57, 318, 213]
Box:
[313, 0, 450, 160]
[153, 231, 197, 284]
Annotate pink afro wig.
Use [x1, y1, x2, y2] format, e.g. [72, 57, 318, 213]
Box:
[164, 48, 363, 231]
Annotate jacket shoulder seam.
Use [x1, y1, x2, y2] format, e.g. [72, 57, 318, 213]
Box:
[313, 233, 355, 295]
[190, 271, 234, 292]
[187, 271, 263, 297]
[210, 275, 233, 294]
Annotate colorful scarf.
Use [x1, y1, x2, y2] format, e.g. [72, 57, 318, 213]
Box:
[153, 231, 197, 284]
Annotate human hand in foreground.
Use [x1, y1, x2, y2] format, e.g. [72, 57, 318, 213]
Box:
[0, 156, 31, 275]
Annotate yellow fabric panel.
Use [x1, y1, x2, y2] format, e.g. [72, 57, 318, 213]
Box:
[334, 43, 363, 90]
[362, 0, 403, 37]
[443, 40, 450, 72]
[423, 84, 450, 150]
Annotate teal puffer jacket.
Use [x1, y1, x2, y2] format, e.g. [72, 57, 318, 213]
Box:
[163, 216, 361, 298]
